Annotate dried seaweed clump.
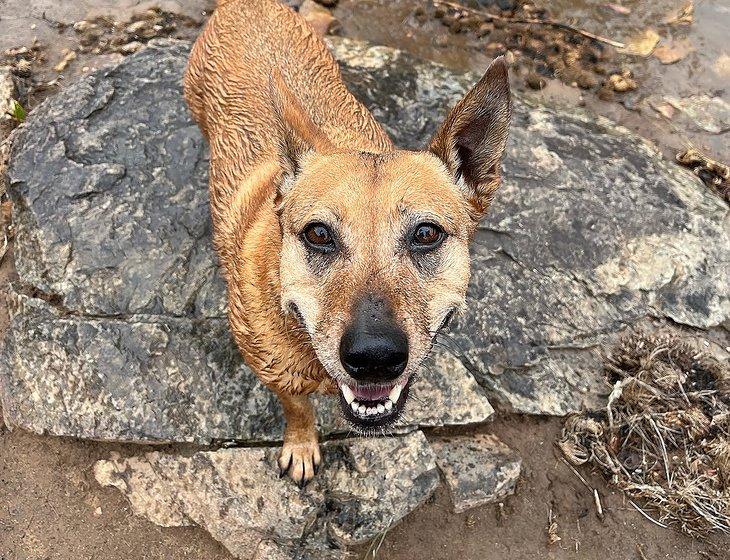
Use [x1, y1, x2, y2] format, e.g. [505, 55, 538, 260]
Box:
[558, 330, 730, 537]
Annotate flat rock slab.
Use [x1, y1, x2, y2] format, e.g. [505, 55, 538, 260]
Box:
[95, 431, 440, 559]
[431, 434, 522, 514]
[2, 38, 729, 445]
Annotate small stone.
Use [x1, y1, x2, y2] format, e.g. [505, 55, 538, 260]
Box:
[53, 50, 77, 72]
[526, 71, 546, 90]
[431, 434, 521, 514]
[118, 41, 144, 55]
[607, 72, 637, 92]
[125, 20, 150, 36]
[434, 34, 449, 48]
[73, 20, 94, 33]
[13, 59, 32, 78]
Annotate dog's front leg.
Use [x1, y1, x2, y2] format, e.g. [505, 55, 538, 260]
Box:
[276, 391, 321, 486]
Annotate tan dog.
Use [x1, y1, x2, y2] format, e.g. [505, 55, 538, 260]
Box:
[184, 0, 511, 485]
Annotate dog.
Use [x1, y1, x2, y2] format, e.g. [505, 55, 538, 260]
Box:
[184, 0, 511, 485]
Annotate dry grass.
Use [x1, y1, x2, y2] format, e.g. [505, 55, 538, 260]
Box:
[558, 330, 730, 537]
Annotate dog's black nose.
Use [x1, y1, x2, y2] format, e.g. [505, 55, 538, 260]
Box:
[339, 296, 408, 383]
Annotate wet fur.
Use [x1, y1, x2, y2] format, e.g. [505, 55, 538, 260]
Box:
[184, 0, 511, 484]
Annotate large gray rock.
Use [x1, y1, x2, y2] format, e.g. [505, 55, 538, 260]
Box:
[94, 430, 439, 559]
[0, 40, 492, 443]
[1, 37, 728, 436]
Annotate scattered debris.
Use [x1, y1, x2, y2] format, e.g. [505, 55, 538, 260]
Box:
[558, 330, 730, 537]
[663, 1, 694, 26]
[607, 70, 637, 92]
[620, 28, 660, 57]
[546, 508, 561, 545]
[433, 0, 625, 47]
[558, 457, 604, 521]
[53, 49, 77, 72]
[430, 0, 627, 97]
[653, 39, 693, 64]
[676, 147, 730, 202]
[71, 8, 199, 56]
[1, 40, 57, 111]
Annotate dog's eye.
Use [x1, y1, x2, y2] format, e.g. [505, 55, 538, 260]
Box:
[411, 222, 445, 251]
[302, 222, 335, 252]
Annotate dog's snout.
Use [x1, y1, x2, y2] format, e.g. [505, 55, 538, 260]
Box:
[339, 295, 408, 382]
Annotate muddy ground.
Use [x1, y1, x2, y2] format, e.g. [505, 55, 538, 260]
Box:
[1, 1, 728, 559]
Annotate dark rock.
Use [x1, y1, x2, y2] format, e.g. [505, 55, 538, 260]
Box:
[2, 38, 728, 437]
[95, 431, 439, 559]
[431, 434, 521, 513]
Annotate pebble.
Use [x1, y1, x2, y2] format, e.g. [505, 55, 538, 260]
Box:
[607, 72, 637, 92]
[118, 41, 143, 55]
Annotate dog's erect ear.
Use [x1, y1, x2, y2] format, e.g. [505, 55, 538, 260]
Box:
[269, 70, 333, 194]
[428, 56, 512, 217]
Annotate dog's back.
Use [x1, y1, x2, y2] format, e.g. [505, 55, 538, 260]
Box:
[185, 0, 392, 205]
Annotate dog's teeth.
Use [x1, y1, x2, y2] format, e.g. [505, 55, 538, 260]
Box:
[341, 384, 355, 404]
[351, 401, 359, 412]
[385, 400, 393, 411]
[377, 403, 385, 414]
[388, 383, 403, 404]
[358, 404, 366, 415]
[367, 407, 376, 416]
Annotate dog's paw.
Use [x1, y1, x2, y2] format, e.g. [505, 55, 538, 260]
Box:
[278, 438, 321, 488]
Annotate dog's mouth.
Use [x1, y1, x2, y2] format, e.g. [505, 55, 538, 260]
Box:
[337, 378, 411, 431]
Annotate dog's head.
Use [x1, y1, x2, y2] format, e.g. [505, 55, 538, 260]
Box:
[272, 59, 511, 432]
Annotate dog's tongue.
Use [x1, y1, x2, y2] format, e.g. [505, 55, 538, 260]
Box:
[350, 383, 394, 402]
